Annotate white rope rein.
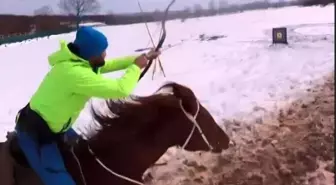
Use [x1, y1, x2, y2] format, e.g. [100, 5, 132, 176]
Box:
[87, 146, 145, 185]
[72, 98, 213, 185]
[179, 100, 213, 150]
[71, 147, 87, 185]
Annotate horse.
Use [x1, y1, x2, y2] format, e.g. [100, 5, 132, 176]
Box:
[0, 82, 230, 185]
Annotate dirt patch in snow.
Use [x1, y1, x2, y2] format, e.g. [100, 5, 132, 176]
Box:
[145, 73, 334, 185]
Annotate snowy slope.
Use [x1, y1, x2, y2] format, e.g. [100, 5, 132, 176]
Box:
[0, 5, 334, 141]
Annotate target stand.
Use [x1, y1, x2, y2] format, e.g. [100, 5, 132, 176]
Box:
[272, 27, 288, 44]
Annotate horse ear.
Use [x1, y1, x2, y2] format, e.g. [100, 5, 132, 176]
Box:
[170, 83, 198, 116]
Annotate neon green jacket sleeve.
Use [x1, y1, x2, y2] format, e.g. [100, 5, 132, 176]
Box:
[100, 56, 137, 73]
[69, 64, 141, 98]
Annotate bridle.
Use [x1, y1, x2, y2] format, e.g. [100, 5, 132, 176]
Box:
[72, 98, 214, 185]
[179, 100, 213, 151]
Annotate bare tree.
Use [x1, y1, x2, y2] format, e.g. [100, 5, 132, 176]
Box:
[193, 4, 203, 16]
[183, 6, 191, 14]
[218, 0, 229, 9]
[298, 0, 334, 6]
[106, 10, 114, 15]
[208, 0, 216, 11]
[180, 7, 191, 22]
[34, 5, 54, 15]
[58, 0, 101, 28]
[208, 0, 217, 14]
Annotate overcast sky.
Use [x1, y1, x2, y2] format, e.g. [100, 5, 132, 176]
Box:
[0, 0, 289, 15]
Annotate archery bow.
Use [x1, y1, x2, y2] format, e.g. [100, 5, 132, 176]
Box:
[136, 1, 165, 80]
[138, 0, 176, 81]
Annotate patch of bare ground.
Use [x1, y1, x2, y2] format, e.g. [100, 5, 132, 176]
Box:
[145, 73, 334, 185]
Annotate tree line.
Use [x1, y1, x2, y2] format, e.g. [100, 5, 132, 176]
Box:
[0, 0, 333, 37]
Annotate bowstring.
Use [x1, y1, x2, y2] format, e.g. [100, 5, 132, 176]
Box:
[137, 0, 166, 80]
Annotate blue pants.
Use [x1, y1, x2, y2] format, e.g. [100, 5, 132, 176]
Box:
[15, 127, 77, 185]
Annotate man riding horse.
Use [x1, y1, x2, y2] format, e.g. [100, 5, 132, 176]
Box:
[7, 26, 161, 185]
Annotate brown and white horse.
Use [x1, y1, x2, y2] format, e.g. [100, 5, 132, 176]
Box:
[0, 82, 230, 185]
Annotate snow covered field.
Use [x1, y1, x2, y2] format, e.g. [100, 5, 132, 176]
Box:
[0, 5, 334, 141]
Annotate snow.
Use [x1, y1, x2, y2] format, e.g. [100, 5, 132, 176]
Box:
[0, 5, 334, 141]
[79, 22, 106, 27]
[295, 25, 334, 35]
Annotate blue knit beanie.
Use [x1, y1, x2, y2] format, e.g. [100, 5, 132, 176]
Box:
[74, 26, 108, 60]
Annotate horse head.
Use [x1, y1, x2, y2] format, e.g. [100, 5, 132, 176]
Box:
[156, 82, 230, 152]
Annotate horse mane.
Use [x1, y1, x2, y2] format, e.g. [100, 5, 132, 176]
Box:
[87, 82, 189, 144]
